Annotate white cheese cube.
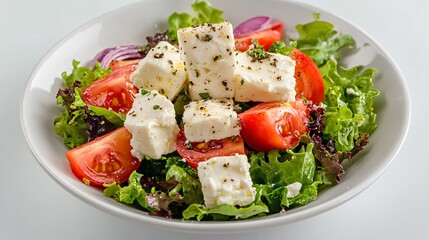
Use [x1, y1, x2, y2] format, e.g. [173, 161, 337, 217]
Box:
[178, 22, 236, 100]
[286, 182, 302, 198]
[182, 99, 240, 142]
[130, 41, 187, 100]
[124, 90, 179, 160]
[234, 51, 296, 102]
[197, 155, 255, 208]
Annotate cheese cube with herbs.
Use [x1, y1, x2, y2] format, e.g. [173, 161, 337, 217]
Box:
[124, 90, 179, 160]
[234, 51, 296, 102]
[177, 22, 236, 100]
[182, 99, 240, 142]
[197, 154, 256, 208]
[130, 41, 187, 100]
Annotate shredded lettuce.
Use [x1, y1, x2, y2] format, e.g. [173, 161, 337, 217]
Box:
[167, 0, 224, 43]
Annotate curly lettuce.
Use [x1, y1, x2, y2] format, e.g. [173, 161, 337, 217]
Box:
[291, 13, 355, 67]
[167, 0, 224, 43]
[54, 60, 126, 148]
[321, 60, 379, 152]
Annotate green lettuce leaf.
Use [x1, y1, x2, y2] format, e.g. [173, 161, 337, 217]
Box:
[291, 13, 355, 67]
[248, 144, 322, 213]
[320, 60, 379, 151]
[167, 0, 224, 43]
[54, 60, 124, 148]
[183, 202, 269, 221]
[104, 171, 154, 211]
[249, 144, 316, 186]
[166, 165, 204, 204]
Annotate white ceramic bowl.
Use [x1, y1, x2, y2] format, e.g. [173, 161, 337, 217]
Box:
[21, 0, 410, 233]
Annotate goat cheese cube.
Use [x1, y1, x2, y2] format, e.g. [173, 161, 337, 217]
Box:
[130, 41, 187, 100]
[197, 155, 255, 208]
[124, 90, 179, 160]
[234, 51, 296, 102]
[182, 99, 240, 142]
[286, 182, 302, 198]
[178, 22, 236, 100]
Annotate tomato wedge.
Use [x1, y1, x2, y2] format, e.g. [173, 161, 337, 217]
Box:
[238, 100, 309, 152]
[234, 23, 284, 52]
[82, 64, 138, 114]
[66, 127, 140, 186]
[176, 130, 246, 169]
[290, 48, 325, 105]
[109, 59, 141, 71]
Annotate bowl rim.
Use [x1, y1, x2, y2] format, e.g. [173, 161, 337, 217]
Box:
[20, 0, 411, 233]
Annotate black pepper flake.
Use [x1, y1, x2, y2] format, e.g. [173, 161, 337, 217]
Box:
[195, 69, 200, 78]
[154, 53, 164, 59]
[168, 60, 173, 65]
[277, 76, 282, 81]
[223, 163, 230, 168]
[172, 70, 177, 76]
[247, 66, 252, 70]
[213, 55, 221, 62]
[190, 81, 195, 86]
[240, 79, 244, 85]
[200, 34, 213, 42]
[222, 80, 228, 87]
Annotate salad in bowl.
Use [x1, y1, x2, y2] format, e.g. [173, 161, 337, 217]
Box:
[52, 0, 379, 221]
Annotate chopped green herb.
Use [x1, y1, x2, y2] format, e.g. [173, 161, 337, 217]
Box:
[140, 88, 151, 95]
[153, 105, 161, 110]
[246, 40, 269, 61]
[199, 92, 210, 100]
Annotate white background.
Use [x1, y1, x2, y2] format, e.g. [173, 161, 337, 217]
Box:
[1, 0, 427, 239]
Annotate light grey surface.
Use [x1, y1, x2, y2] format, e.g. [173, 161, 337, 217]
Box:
[1, 0, 426, 239]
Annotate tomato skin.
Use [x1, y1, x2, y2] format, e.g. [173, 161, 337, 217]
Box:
[176, 130, 246, 168]
[109, 59, 141, 71]
[66, 127, 140, 187]
[290, 48, 325, 105]
[82, 64, 138, 114]
[238, 100, 310, 152]
[234, 23, 284, 52]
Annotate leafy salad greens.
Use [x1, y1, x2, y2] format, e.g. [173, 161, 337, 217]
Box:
[54, 0, 379, 221]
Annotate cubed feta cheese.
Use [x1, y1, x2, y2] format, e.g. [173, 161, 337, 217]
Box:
[182, 99, 240, 142]
[197, 155, 255, 208]
[130, 41, 187, 100]
[124, 90, 179, 160]
[234, 51, 296, 102]
[177, 22, 236, 100]
[286, 182, 302, 198]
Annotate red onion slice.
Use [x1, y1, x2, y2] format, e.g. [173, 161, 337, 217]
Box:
[87, 45, 143, 69]
[233, 16, 282, 38]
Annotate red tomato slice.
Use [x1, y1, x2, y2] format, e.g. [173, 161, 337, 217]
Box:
[238, 100, 310, 152]
[176, 130, 246, 169]
[234, 23, 284, 52]
[66, 127, 140, 186]
[82, 64, 138, 114]
[109, 59, 141, 71]
[290, 48, 325, 105]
